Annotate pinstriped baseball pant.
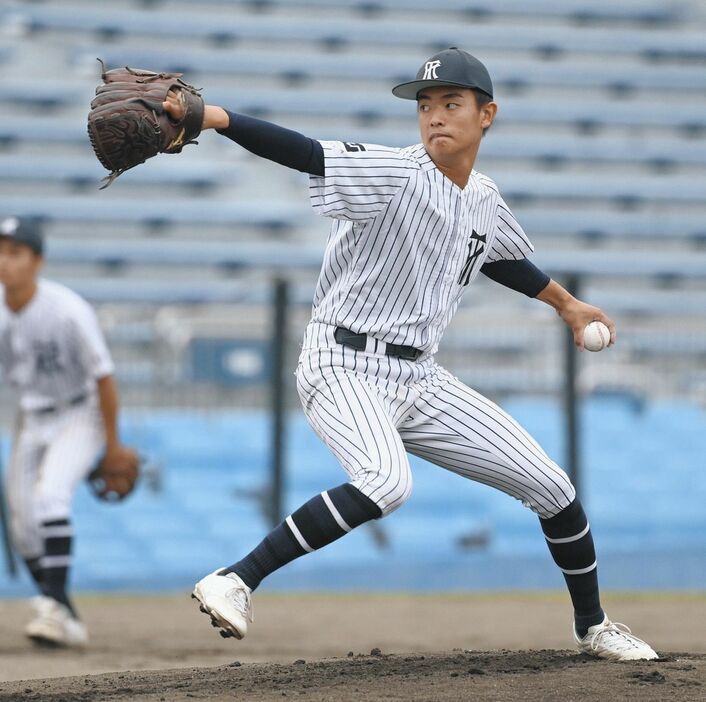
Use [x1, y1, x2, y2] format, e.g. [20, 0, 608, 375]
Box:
[296, 323, 575, 519]
[5, 400, 105, 558]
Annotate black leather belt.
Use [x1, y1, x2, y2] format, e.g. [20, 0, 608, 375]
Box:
[34, 393, 88, 415]
[334, 327, 422, 361]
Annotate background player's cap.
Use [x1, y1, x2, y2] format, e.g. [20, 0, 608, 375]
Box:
[392, 47, 493, 101]
[0, 216, 44, 255]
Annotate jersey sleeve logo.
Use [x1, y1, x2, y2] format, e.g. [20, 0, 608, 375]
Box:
[458, 230, 487, 286]
[343, 142, 366, 152]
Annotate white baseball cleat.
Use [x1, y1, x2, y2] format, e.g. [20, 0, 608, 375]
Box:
[574, 615, 658, 661]
[192, 568, 253, 640]
[25, 598, 88, 648]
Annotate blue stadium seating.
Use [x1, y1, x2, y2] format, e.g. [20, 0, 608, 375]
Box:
[4, 117, 706, 172]
[5, 6, 703, 58]
[71, 47, 706, 93]
[2, 397, 705, 593]
[0, 155, 228, 188]
[1, 0, 705, 599]
[182, 0, 683, 24]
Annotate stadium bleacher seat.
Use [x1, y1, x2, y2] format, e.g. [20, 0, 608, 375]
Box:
[5, 117, 706, 174]
[5, 6, 703, 58]
[39, 238, 706, 276]
[73, 47, 706, 94]
[184, 0, 683, 24]
[0, 195, 310, 227]
[4, 79, 704, 131]
[0, 155, 227, 188]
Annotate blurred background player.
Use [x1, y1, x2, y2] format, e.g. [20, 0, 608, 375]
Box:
[0, 216, 137, 648]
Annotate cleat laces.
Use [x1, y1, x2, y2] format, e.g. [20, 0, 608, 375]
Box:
[223, 573, 254, 623]
[588, 620, 650, 654]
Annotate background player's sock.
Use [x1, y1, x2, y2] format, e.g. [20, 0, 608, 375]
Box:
[224, 483, 381, 590]
[40, 518, 77, 618]
[539, 498, 604, 637]
[23, 556, 50, 596]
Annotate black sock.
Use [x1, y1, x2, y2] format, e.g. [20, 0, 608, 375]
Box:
[40, 519, 77, 618]
[540, 498, 604, 638]
[24, 556, 50, 597]
[226, 483, 382, 590]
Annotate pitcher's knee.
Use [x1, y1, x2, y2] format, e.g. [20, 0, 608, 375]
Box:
[519, 469, 576, 520]
[352, 467, 413, 518]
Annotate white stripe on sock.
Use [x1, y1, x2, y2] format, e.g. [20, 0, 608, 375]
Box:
[40, 555, 72, 568]
[42, 526, 74, 538]
[321, 491, 352, 533]
[545, 522, 590, 544]
[285, 516, 314, 553]
[560, 560, 597, 576]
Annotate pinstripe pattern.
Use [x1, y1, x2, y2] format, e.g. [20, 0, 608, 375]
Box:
[308, 142, 533, 356]
[297, 324, 575, 519]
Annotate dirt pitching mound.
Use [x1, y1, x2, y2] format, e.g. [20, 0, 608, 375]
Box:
[1, 650, 703, 702]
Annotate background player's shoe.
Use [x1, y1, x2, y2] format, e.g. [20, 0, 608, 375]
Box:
[28, 595, 53, 617]
[574, 615, 658, 660]
[192, 568, 253, 640]
[24, 595, 54, 636]
[25, 598, 88, 648]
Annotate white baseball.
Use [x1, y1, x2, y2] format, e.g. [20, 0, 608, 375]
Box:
[583, 321, 610, 352]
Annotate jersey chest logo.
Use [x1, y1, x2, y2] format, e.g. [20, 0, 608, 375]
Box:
[458, 229, 487, 286]
[33, 340, 64, 375]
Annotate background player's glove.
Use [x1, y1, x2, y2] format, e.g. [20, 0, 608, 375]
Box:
[87, 60, 204, 189]
[87, 447, 141, 502]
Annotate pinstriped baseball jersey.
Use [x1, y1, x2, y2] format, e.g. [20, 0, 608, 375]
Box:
[308, 141, 533, 355]
[0, 279, 114, 412]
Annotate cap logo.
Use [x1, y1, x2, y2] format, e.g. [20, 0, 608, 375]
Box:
[0, 217, 19, 236]
[422, 60, 441, 80]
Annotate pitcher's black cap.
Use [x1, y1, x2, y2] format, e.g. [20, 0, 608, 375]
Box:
[392, 47, 493, 100]
[0, 217, 44, 255]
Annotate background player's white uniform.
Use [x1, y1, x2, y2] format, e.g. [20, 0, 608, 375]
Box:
[297, 141, 575, 518]
[0, 278, 112, 562]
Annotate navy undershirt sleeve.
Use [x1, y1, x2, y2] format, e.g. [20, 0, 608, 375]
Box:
[216, 110, 325, 176]
[481, 258, 550, 297]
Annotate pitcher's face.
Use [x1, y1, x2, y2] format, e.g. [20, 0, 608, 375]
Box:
[417, 86, 495, 163]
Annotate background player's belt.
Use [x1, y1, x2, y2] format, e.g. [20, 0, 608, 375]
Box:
[33, 393, 88, 416]
[334, 327, 422, 361]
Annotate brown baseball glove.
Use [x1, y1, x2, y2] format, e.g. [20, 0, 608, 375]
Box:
[87, 59, 204, 189]
[87, 447, 141, 502]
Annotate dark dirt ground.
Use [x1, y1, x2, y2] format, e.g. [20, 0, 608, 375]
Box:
[0, 593, 704, 700]
[0, 650, 703, 702]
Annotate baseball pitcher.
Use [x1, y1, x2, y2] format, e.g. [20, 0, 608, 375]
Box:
[90, 48, 657, 660]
